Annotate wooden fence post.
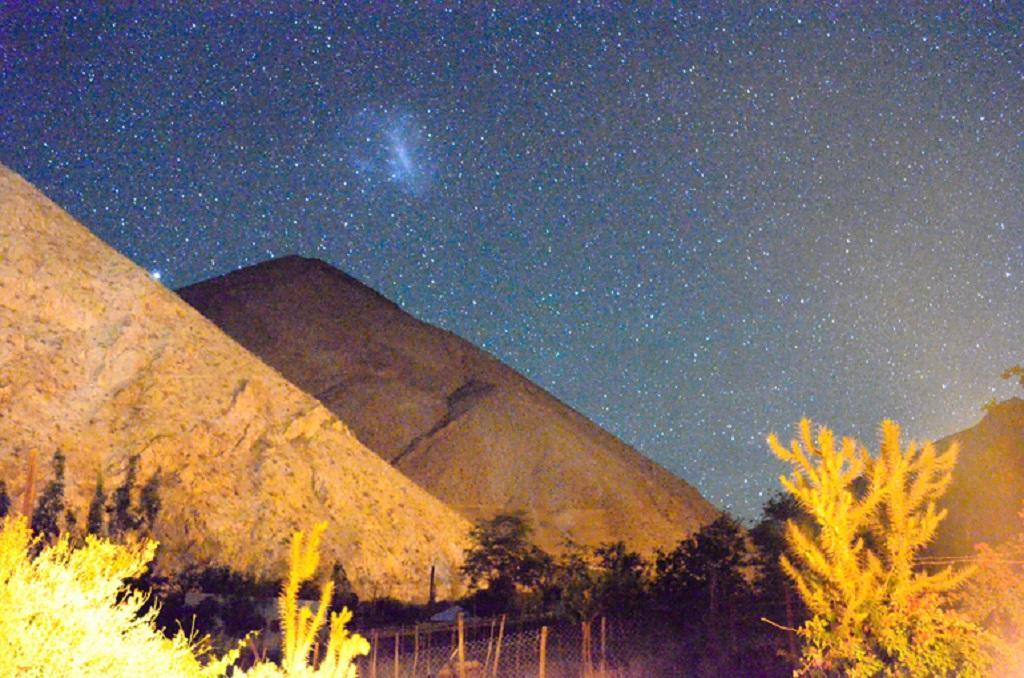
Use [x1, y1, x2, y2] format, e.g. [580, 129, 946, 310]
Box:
[394, 632, 400, 678]
[413, 624, 420, 677]
[492, 614, 506, 677]
[515, 619, 521, 675]
[427, 626, 433, 675]
[458, 612, 466, 678]
[582, 620, 592, 677]
[370, 629, 379, 678]
[538, 625, 548, 678]
[484, 616, 495, 674]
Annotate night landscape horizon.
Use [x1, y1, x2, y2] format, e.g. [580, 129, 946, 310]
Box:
[4, 3, 1022, 519]
[2, 3, 1024, 676]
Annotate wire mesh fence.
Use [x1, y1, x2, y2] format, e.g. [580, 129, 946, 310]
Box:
[338, 596, 809, 678]
[349, 614, 682, 678]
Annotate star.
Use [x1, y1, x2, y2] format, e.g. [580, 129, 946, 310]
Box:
[2, 4, 1021, 518]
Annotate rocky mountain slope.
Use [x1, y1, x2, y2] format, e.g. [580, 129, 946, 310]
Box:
[0, 165, 470, 602]
[930, 397, 1024, 555]
[179, 256, 718, 554]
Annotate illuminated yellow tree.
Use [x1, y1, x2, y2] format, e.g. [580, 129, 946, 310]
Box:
[279, 522, 369, 676]
[768, 419, 988, 676]
[239, 522, 370, 677]
[0, 511, 368, 677]
[0, 515, 240, 676]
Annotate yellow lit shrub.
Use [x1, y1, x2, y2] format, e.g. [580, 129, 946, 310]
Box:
[769, 419, 988, 676]
[238, 522, 371, 678]
[0, 514, 368, 677]
[0, 515, 237, 677]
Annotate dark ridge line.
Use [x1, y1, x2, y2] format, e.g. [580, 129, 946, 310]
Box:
[389, 378, 496, 466]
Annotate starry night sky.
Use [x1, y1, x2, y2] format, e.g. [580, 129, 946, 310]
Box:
[2, 3, 1023, 519]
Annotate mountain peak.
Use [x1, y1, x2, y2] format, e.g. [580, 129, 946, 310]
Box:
[981, 396, 1024, 422]
[180, 256, 719, 554]
[184, 256, 403, 320]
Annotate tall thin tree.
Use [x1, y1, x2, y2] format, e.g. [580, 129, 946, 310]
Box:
[31, 450, 67, 541]
[86, 473, 106, 536]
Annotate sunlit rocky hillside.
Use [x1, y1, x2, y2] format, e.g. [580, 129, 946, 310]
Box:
[0, 165, 470, 602]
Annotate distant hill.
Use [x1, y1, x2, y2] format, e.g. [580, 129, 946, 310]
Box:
[179, 256, 719, 554]
[930, 397, 1024, 556]
[0, 165, 470, 602]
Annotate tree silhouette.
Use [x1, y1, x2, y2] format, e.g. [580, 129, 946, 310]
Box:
[591, 541, 648, 616]
[554, 541, 598, 621]
[462, 513, 550, 612]
[86, 474, 106, 536]
[750, 491, 807, 660]
[654, 514, 750, 622]
[31, 450, 66, 541]
[0, 480, 10, 519]
[110, 455, 142, 536]
[139, 471, 161, 531]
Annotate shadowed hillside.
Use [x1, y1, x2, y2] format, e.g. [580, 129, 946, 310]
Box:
[930, 397, 1024, 556]
[0, 165, 470, 602]
[179, 256, 718, 554]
